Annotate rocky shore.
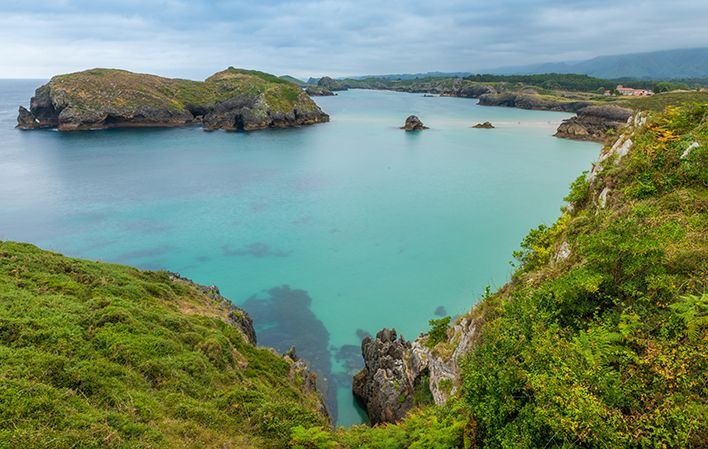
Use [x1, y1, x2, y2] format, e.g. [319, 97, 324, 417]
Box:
[17, 68, 329, 132]
[555, 105, 634, 141]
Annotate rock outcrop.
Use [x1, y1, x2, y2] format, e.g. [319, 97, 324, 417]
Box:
[317, 76, 348, 92]
[17, 68, 329, 132]
[305, 85, 336, 96]
[477, 92, 590, 112]
[168, 273, 257, 345]
[352, 329, 416, 424]
[472, 121, 495, 129]
[555, 105, 633, 142]
[168, 271, 330, 422]
[353, 317, 479, 425]
[401, 115, 428, 131]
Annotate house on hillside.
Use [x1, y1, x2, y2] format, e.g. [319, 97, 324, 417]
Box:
[616, 85, 654, 96]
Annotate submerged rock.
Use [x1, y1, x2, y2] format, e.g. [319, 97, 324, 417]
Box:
[472, 121, 495, 129]
[401, 115, 428, 131]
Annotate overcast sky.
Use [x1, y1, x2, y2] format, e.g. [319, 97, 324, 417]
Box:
[1, 0, 707, 79]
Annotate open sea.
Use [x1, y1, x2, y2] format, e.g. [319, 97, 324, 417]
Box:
[0, 80, 600, 425]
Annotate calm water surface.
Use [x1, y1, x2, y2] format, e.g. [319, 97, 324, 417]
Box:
[0, 80, 599, 425]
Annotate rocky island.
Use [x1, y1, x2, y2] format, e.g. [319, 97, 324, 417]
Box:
[401, 115, 428, 131]
[472, 121, 495, 128]
[17, 68, 329, 131]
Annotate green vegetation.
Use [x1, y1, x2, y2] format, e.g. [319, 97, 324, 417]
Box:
[48, 67, 317, 116]
[0, 242, 326, 448]
[291, 103, 707, 448]
[4, 87, 707, 447]
[465, 73, 617, 92]
[425, 316, 451, 348]
[603, 91, 708, 112]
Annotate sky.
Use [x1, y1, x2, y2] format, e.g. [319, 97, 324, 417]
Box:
[1, 0, 707, 80]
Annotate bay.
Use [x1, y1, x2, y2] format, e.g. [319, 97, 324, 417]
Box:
[0, 81, 599, 425]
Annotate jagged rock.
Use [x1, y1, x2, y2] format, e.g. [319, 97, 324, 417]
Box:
[472, 121, 494, 129]
[555, 105, 633, 142]
[587, 132, 634, 183]
[353, 328, 415, 424]
[401, 115, 428, 131]
[353, 318, 479, 424]
[17, 106, 39, 129]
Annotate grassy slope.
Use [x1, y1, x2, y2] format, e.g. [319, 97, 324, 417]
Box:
[291, 104, 707, 448]
[48, 67, 316, 115]
[0, 242, 327, 449]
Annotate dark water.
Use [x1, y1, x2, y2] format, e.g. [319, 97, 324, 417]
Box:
[0, 80, 599, 424]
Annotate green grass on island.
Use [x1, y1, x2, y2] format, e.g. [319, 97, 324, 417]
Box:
[46, 67, 318, 116]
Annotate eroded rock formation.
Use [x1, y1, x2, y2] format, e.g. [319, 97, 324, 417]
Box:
[353, 317, 479, 425]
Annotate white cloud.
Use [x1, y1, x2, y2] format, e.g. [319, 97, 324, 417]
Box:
[0, 0, 706, 78]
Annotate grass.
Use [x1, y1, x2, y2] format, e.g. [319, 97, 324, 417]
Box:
[47, 67, 318, 117]
[0, 242, 327, 448]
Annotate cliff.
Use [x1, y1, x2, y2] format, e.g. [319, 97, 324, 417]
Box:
[17, 68, 329, 132]
[341, 103, 707, 448]
[0, 241, 329, 448]
[555, 105, 634, 141]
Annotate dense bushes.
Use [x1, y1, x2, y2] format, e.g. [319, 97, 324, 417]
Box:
[459, 104, 707, 448]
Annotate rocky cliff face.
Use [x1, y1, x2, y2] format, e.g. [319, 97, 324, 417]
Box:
[353, 316, 479, 424]
[17, 68, 329, 132]
[477, 92, 591, 112]
[555, 105, 634, 142]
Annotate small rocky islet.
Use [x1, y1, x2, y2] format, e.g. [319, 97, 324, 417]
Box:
[472, 121, 495, 128]
[401, 115, 428, 131]
[17, 67, 329, 132]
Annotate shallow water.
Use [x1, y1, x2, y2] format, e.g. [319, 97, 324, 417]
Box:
[0, 81, 599, 425]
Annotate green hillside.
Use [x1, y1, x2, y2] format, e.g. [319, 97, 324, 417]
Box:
[0, 242, 327, 449]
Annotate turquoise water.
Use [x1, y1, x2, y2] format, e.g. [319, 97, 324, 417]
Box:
[0, 81, 600, 425]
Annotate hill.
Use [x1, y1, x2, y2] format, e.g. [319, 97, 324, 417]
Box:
[0, 242, 328, 448]
[17, 68, 329, 131]
[485, 47, 708, 80]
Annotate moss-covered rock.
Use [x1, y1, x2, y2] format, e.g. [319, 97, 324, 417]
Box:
[17, 68, 329, 132]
